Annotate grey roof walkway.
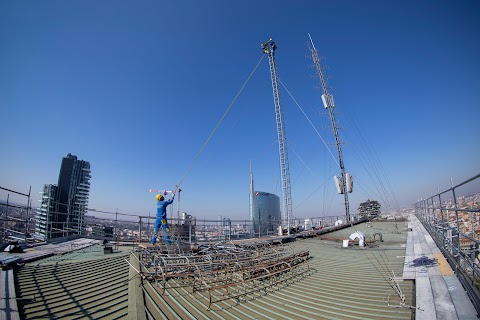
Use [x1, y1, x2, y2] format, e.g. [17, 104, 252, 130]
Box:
[0, 270, 20, 320]
[0, 238, 102, 268]
[404, 214, 478, 319]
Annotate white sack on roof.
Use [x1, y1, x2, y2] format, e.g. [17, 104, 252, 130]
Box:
[349, 231, 366, 247]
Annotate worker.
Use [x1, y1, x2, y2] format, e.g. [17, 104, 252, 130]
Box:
[261, 42, 268, 53]
[151, 190, 176, 245]
[268, 38, 276, 52]
[261, 38, 276, 54]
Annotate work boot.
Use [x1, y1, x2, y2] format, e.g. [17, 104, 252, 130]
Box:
[151, 235, 157, 245]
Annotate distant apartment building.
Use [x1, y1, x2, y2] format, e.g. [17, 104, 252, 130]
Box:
[35, 153, 91, 240]
[90, 224, 113, 239]
[358, 199, 381, 219]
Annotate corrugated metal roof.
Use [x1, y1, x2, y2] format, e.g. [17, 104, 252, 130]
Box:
[14, 254, 130, 319]
[139, 221, 414, 319]
[11, 221, 413, 319]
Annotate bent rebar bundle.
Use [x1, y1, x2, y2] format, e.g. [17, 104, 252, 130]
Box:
[137, 241, 311, 309]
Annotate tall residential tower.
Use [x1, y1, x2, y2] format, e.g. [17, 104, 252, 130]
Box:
[35, 153, 91, 239]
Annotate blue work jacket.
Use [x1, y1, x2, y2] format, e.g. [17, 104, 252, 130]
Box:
[156, 198, 174, 218]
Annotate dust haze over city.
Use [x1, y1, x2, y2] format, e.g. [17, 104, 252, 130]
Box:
[1, 1, 479, 221]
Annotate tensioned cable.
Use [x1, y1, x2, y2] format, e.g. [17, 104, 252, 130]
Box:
[345, 209, 396, 286]
[278, 79, 339, 168]
[277, 79, 343, 215]
[339, 106, 402, 232]
[176, 54, 266, 188]
[314, 89, 396, 273]
[290, 143, 315, 176]
[304, 38, 397, 292]
[289, 144, 315, 185]
[341, 98, 400, 211]
[293, 177, 328, 210]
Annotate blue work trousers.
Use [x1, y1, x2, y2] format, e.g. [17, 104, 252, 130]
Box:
[151, 213, 170, 245]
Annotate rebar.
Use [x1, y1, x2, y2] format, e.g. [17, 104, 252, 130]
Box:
[137, 241, 310, 309]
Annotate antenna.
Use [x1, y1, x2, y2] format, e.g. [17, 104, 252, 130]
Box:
[261, 38, 293, 234]
[308, 33, 353, 222]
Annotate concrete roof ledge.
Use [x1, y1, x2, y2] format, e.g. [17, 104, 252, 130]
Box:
[406, 214, 478, 320]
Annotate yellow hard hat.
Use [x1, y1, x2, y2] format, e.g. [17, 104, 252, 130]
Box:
[156, 194, 164, 201]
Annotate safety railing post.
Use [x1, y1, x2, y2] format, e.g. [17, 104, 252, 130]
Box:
[438, 193, 445, 249]
[189, 222, 192, 244]
[451, 184, 461, 268]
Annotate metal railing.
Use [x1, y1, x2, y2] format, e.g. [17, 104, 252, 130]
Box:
[1, 184, 361, 246]
[0, 186, 34, 243]
[415, 173, 480, 311]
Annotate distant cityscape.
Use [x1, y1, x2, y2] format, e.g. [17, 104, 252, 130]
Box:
[1, 153, 478, 245]
[425, 193, 480, 251]
[2, 188, 479, 244]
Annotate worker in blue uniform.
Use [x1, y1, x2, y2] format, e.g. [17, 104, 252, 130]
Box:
[151, 191, 176, 245]
[261, 38, 276, 54]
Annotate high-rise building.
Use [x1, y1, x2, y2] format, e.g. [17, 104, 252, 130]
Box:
[35, 184, 58, 240]
[252, 191, 281, 236]
[35, 153, 91, 239]
[249, 162, 255, 222]
[249, 163, 281, 235]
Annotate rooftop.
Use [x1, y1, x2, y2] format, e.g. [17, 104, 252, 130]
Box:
[2, 215, 478, 319]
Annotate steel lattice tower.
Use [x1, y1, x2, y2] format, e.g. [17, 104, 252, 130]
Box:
[308, 34, 351, 222]
[261, 39, 293, 234]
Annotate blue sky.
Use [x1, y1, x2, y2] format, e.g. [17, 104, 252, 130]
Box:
[1, 1, 479, 221]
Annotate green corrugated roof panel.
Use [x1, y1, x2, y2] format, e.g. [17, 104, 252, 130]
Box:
[12, 221, 413, 319]
[15, 254, 130, 319]
[142, 221, 414, 320]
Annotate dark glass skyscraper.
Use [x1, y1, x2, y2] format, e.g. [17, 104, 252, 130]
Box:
[252, 191, 281, 236]
[249, 163, 281, 236]
[35, 153, 91, 239]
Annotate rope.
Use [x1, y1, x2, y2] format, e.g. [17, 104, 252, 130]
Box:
[176, 54, 265, 188]
[278, 78, 339, 167]
[279, 74, 397, 285]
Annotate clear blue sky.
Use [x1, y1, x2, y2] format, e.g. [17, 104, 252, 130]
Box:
[1, 1, 479, 221]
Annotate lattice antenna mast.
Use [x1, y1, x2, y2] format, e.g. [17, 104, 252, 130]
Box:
[261, 38, 293, 234]
[308, 34, 352, 222]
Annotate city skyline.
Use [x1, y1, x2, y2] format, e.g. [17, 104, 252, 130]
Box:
[1, 1, 479, 220]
